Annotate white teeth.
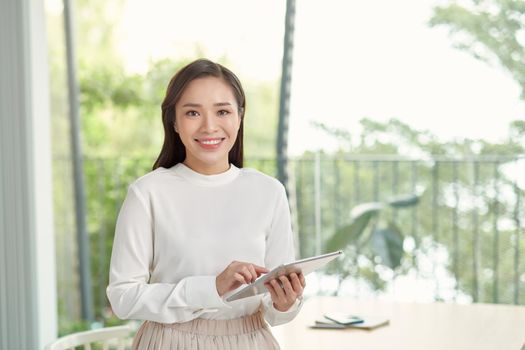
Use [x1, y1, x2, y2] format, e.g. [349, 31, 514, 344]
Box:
[201, 139, 221, 145]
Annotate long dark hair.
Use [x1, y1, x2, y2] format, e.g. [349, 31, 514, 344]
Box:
[153, 59, 246, 170]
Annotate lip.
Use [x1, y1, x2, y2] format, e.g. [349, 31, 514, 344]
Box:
[195, 137, 225, 150]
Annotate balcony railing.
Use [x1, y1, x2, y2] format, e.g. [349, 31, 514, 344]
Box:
[52, 154, 524, 325]
[285, 154, 524, 305]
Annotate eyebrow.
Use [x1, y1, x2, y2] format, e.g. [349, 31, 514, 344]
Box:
[181, 102, 233, 108]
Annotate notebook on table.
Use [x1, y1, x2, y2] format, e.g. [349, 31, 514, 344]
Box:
[311, 313, 390, 330]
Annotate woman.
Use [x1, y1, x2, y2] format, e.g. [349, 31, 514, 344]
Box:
[106, 58, 305, 349]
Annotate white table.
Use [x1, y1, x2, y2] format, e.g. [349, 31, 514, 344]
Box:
[272, 296, 525, 350]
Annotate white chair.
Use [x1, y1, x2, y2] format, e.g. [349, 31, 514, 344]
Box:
[44, 325, 133, 350]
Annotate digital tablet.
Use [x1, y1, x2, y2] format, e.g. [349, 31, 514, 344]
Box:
[225, 250, 343, 302]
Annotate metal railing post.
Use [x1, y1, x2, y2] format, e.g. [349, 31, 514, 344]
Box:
[314, 151, 322, 255]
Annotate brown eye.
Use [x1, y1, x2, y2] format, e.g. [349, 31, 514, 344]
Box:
[218, 110, 230, 117]
[186, 110, 199, 117]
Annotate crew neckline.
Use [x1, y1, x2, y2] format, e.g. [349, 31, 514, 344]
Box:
[171, 163, 241, 187]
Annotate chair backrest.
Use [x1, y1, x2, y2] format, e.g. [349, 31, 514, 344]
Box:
[44, 325, 132, 350]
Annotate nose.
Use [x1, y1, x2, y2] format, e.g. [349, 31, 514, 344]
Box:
[200, 112, 218, 133]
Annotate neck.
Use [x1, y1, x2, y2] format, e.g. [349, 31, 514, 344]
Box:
[182, 160, 230, 175]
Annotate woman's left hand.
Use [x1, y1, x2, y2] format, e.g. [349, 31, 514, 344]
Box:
[265, 272, 306, 312]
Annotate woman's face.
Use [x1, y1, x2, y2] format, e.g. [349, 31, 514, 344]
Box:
[174, 76, 241, 175]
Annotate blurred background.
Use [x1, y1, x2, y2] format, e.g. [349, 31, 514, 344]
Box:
[2, 0, 524, 346]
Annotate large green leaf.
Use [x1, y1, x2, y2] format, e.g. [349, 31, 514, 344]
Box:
[370, 224, 404, 269]
[325, 202, 382, 252]
[349, 202, 383, 220]
[387, 193, 420, 208]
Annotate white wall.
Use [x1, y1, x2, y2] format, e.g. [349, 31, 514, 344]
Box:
[0, 0, 57, 348]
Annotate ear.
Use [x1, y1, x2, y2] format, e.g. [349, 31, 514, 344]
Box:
[173, 122, 179, 133]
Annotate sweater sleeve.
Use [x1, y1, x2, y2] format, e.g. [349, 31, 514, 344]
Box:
[261, 183, 303, 326]
[106, 184, 231, 324]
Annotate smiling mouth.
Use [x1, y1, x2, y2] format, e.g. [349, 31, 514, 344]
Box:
[195, 138, 226, 145]
[195, 138, 226, 149]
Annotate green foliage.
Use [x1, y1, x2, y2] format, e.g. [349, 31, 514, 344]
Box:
[429, 0, 525, 99]
[325, 203, 382, 252]
[243, 80, 280, 158]
[388, 194, 420, 208]
[300, 118, 524, 302]
[316, 117, 524, 157]
[324, 193, 420, 294]
[370, 224, 404, 269]
[77, 56, 279, 159]
[58, 319, 91, 338]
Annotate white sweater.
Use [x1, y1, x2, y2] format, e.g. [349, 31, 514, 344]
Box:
[106, 163, 302, 326]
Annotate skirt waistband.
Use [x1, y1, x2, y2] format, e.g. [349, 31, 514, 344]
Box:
[149, 311, 268, 336]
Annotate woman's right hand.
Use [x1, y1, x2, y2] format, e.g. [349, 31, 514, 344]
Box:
[216, 261, 269, 297]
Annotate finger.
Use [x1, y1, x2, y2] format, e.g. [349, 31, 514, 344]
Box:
[253, 264, 270, 273]
[280, 275, 296, 299]
[299, 273, 306, 287]
[271, 279, 286, 300]
[247, 265, 258, 282]
[265, 281, 277, 300]
[267, 281, 284, 308]
[233, 272, 247, 284]
[290, 273, 303, 293]
[239, 266, 254, 283]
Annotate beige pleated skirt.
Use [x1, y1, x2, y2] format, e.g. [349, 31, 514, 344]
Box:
[131, 311, 280, 350]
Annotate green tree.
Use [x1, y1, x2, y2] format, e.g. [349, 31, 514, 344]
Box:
[429, 0, 525, 98]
